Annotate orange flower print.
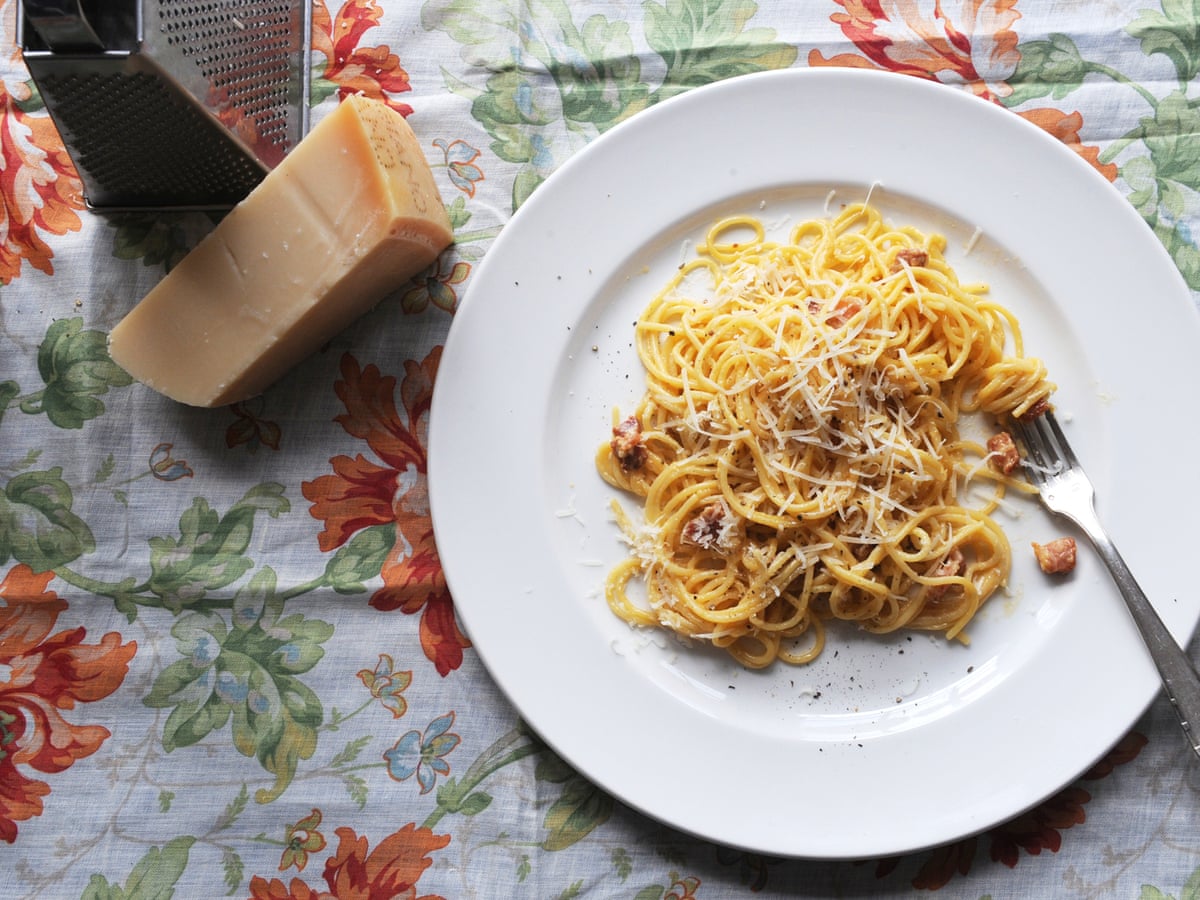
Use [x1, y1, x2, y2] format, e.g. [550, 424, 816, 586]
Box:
[302, 351, 470, 675]
[280, 808, 327, 873]
[1016, 106, 1117, 182]
[0, 80, 85, 285]
[665, 875, 702, 900]
[358, 653, 412, 718]
[249, 823, 449, 900]
[0, 564, 136, 843]
[810, 0, 1021, 100]
[808, 0, 1116, 182]
[312, 0, 413, 116]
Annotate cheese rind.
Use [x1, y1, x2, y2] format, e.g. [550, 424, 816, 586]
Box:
[108, 95, 453, 407]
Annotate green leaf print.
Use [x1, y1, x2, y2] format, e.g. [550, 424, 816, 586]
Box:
[644, 0, 797, 103]
[432, 0, 648, 207]
[0, 380, 18, 426]
[1182, 865, 1200, 900]
[221, 848, 244, 896]
[424, 0, 791, 208]
[309, 57, 340, 107]
[1003, 33, 1088, 106]
[344, 772, 369, 808]
[1142, 863, 1200, 899]
[1152, 215, 1200, 286]
[1113, 90, 1200, 286]
[1138, 91, 1200, 192]
[445, 195, 472, 230]
[212, 783, 249, 831]
[81, 836, 195, 900]
[1128, 0, 1200, 85]
[108, 212, 218, 272]
[612, 847, 633, 880]
[147, 483, 289, 609]
[0, 467, 95, 572]
[325, 522, 394, 594]
[145, 568, 332, 803]
[434, 776, 474, 815]
[535, 751, 613, 851]
[14, 80, 44, 114]
[1003, 20, 1200, 290]
[29, 317, 133, 429]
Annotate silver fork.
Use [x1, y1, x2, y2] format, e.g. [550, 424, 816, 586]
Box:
[1012, 411, 1200, 760]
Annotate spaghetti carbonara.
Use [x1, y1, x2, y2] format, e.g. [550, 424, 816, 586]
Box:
[595, 202, 1052, 668]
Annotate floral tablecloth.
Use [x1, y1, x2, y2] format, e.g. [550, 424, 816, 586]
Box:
[4, 1, 1200, 897]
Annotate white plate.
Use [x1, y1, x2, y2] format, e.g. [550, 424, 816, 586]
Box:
[428, 68, 1200, 859]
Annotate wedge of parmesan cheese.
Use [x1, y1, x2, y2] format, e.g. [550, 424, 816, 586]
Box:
[108, 95, 453, 407]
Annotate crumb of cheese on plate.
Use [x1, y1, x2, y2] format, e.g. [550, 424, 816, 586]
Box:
[108, 94, 453, 408]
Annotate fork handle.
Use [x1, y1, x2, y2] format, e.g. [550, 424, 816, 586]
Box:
[1077, 517, 1200, 759]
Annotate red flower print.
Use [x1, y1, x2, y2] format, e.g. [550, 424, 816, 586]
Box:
[874, 727, 1146, 889]
[1082, 729, 1147, 780]
[808, 1, 1117, 182]
[227, 399, 283, 453]
[810, 0, 1021, 100]
[248, 876, 325, 900]
[312, 0, 414, 116]
[0, 81, 85, 284]
[400, 258, 471, 314]
[323, 825, 449, 899]
[302, 352, 470, 675]
[248, 823, 449, 900]
[987, 785, 1088, 867]
[0, 564, 136, 843]
[909, 836, 978, 890]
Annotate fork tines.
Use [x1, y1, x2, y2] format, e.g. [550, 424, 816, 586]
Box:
[1011, 411, 1071, 482]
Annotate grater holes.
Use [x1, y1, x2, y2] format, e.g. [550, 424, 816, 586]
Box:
[158, 0, 296, 147]
[40, 71, 264, 206]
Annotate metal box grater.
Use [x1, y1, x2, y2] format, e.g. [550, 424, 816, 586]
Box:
[18, 0, 311, 210]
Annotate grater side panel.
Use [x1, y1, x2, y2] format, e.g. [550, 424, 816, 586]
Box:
[143, 0, 310, 168]
[28, 55, 268, 208]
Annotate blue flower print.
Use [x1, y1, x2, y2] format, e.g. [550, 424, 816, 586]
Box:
[148, 442, 193, 481]
[384, 711, 461, 794]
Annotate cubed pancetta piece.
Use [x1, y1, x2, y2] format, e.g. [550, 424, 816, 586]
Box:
[891, 248, 929, 272]
[1018, 397, 1051, 421]
[611, 415, 647, 472]
[1032, 537, 1076, 575]
[927, 546, 964, 598]
[986, 431, 1020, 475]
[807, 297, 862, 327]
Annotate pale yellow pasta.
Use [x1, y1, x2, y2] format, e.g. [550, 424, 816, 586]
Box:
[596, 203, 1053, 668]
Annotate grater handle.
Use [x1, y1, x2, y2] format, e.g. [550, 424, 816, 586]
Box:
[23, 0, 102, 51]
